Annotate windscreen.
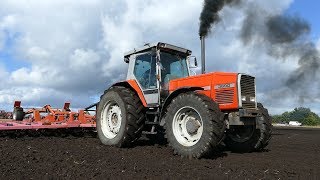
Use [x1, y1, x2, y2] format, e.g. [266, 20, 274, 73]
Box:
[160, 52, 189, 86]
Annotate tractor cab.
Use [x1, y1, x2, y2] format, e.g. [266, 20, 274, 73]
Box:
[124, 42, 194, 105]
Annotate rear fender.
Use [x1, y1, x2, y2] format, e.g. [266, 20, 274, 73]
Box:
[109, 80, 147, 107]
[160, 86, 204, 126]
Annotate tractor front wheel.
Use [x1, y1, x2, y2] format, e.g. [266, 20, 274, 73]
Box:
[225, 103, 272, 152]
[164, 92, 225, 159]
[96, 86, 145, 147]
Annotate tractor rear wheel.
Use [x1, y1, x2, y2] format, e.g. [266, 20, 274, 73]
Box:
[96, 86, 145, 147]
[164, 92, 225, 159]
[225, 103, 272, 152]
[13, 107, 24, 121]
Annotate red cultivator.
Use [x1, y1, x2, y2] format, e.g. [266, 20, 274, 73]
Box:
[0, 110, 12, 119]
[0, 101, 96, 131]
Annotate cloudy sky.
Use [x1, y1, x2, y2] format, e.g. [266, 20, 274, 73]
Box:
[0, 0, 319, 115]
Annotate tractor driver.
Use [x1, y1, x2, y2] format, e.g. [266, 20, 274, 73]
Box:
[160, 52, 189, 90]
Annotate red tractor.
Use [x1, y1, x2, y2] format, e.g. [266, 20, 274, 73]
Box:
[96, 41, 272, 158]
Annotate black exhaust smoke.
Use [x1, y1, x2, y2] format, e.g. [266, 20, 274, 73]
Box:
[240, 7, 320, 103]
[199, 0, 240, 37]
[198, 0, 319, 102]
[199, 0, 241, 74]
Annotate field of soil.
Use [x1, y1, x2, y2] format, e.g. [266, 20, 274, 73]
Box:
[0, 127, 319, 179]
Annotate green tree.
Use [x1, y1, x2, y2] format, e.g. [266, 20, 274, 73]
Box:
[282, 111, 291, 124]
[302, 114, 320, 126]
[290, 107, 311, 123]
[272, 115, 283, 123]
[271, 107, 320, 126]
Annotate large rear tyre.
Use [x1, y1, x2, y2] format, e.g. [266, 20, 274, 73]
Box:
[96, 86, 145, 147]
[225, 103, 272, 152]
[164, 92, 225, 159]
[13, 107, 25, 121]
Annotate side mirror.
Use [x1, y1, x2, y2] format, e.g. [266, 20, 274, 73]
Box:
[124, 57, 130, 63]
[188, 56, 198, 68]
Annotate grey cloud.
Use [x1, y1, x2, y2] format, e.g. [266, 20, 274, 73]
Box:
[238, 3, 320, 106]
[0, 0, 318, 115]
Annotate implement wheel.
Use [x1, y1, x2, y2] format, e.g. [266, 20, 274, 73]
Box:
[164, 92, 225, 159]
[225, 103, 272, 152]
[97, 86, 145, 147]
[13, 107, 25, 121]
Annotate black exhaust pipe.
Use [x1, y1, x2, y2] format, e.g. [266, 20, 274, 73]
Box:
[200, 36, 206, 74]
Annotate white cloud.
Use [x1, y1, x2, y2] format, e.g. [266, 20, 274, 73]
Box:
[26, 46, 50, 61]
[0, 32, 4, 50]
[0, 0, 201, 110]
[100, 0, 201, 75]
[0, 15, 17, 29]
[0, 62, 9, 81]
[251, 0, 293, 14]
[70, 49, 100, 69]
[1, 0, 317, 115]
[0, 15, 13, 50]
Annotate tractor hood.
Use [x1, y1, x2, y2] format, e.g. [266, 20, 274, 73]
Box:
[169, 72, 256, 110]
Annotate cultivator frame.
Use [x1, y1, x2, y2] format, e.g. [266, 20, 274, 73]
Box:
[0, 101, 96, 131]
[0, 110, 12, 119]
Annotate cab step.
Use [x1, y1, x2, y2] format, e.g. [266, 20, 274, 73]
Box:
[146, 111, 159, 115]
[142, 131, 157, 135]
[145, 121, 159, 125]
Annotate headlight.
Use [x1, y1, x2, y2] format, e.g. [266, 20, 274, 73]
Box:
[250, 97, 256, 102]
[241, 96, 246, 101]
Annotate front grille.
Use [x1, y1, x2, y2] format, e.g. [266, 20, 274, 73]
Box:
[216, 90, 234, 104]
[242, 102, 256, 109]
[240, 75, 256, 109]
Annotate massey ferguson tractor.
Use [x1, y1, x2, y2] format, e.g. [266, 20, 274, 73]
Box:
[96, 39, 272, 158]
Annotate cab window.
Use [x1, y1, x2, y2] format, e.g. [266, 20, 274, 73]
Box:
[160, 52, 189, 86]
[134, 53, 157, 89]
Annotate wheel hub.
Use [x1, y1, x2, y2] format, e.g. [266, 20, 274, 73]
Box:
[186, 117, 201, 135]
[111, 113, 118, 126]
[107, 106, 121, 133]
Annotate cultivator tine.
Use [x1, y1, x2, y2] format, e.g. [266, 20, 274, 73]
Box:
[63, 102, 71, 111]
[0, 128, 97, 138]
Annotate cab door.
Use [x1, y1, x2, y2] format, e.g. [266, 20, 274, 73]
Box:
[131, 51, 159, 106]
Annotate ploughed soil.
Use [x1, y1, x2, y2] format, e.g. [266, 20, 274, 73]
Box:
[0, 127, 319, 179]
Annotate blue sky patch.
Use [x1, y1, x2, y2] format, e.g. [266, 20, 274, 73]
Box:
[287, 0, 320, 40]
[0, 30, 30, 71]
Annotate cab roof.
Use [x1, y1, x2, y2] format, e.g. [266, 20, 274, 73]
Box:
[124, 42, 192, 61]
